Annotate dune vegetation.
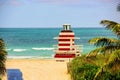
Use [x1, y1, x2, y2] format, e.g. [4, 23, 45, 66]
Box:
[68, 20, 120, 80]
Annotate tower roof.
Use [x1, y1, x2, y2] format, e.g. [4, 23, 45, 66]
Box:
[63, 24, 71, 31]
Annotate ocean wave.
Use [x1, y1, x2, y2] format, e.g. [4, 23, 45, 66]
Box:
[6, 48, 12, 51]
[32, 47, 54, 50]
[13, 49, 27, 52]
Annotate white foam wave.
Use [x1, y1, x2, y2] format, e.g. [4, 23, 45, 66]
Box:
[32, 47, 54, 50]
[6, 49, 12, 51]
[13, 49, 27, 52]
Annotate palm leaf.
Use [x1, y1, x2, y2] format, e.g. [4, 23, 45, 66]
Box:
[87, 45, 120, 58]
[0, 39, 7, 76]
[87, 47, 108, 57]
[0, 50, 7, 62]
[93, 50, 120, 80]
[100, 20, 118, 29]
[89, 37, 118, 47]
[93, 67, 104, 80]
[100, 20, 120, 37]
[105, 50, 120, 73]
[86, 48, 101, 58]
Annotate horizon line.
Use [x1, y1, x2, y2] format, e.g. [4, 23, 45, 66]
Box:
[0, 26, 103, 28]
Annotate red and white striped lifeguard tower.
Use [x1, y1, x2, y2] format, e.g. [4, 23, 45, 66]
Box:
[53, 24, 83, 60]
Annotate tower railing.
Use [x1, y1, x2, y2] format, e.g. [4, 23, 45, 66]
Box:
[53, 44, 83, 53]
[74, 45, 83, 53]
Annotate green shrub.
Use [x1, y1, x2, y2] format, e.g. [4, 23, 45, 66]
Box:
[69, 57, 100, 80]
[95, 71, 120, 80]
[75, 64, 99, 80]
[68, 55, 120, 80]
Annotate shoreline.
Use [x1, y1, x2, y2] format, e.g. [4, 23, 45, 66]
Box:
[3, 59, 71, 80]
[7, 58, 54, 60]
[7, 56, 54, 60]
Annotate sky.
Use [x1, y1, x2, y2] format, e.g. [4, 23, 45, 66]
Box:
[0, 0, 120, 28]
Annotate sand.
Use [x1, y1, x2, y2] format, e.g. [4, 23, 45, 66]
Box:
[3, 59, 71, 80]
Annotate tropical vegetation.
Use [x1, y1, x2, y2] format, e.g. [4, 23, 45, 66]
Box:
[0, 39, 7, 80]
[68, 20, 120, 80]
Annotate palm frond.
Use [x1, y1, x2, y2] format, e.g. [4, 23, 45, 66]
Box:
[93, 67, 103, 80]
[87, 47, 104, 58]
[0, 50, 7, 62]
[87, 45, 120, 58]
[0, 39, 7, 76]
[109, 46, 119, 52]
[93, 49, 120, 79]
[86, 50, 98, 58]
[112, 24, 120, 37]
[100, 20, 120, 37]
[100, 20, 118, 29]
[106, 50, 120, 73]
[89, 37, 118, 47]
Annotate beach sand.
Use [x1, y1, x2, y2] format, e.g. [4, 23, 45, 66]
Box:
[3, 59, 71, 80]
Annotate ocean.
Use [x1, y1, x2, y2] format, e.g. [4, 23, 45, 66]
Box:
[0, 28, 116, 59]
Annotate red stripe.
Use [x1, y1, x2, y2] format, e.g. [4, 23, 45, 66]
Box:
[59, 39, 70, 41]
[58, 44, 74, 46]
[59, 39, 74, 41]
[59, 35, 74, 37]
[54, 54, 75, 58]
[61, 30, 73, 32]
[59, 44, 70, 46]
[59, 48, 75, 50]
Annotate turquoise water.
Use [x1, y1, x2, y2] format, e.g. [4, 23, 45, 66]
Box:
[0, 28, 116, 59]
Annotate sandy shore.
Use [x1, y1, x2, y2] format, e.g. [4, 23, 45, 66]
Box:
[3, 59, 71, 80]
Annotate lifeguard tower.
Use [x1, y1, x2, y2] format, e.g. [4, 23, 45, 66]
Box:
[53, 24, 83, 60]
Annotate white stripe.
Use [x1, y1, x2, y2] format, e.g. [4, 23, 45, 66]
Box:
[54, 37, 80, 39]
[55, 50, 76, 53]
[59, 33, 74, 35]
[58, 46, 75, 48]
[54, 37, 74, 39]
[58, 46, 72, 48]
